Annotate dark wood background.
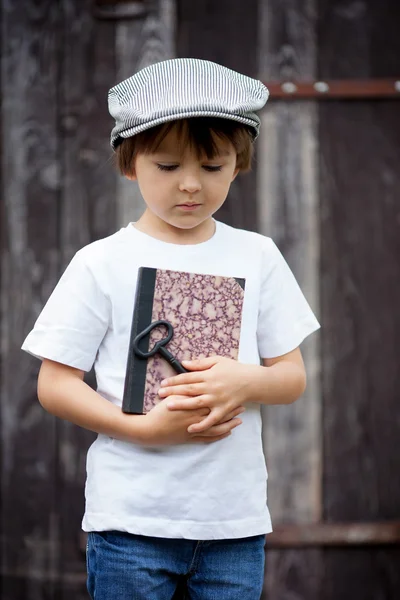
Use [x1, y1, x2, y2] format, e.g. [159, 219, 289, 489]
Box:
[319, 0, 400, 597]
[1, 0, 399, 598]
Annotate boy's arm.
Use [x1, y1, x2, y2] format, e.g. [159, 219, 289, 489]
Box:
[37, 359, 243, 445]
[158, 348, 306, 433]
[258, 348, 306, 403]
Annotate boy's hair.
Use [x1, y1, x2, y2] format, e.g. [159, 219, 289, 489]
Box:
[116, 117, 254, 176]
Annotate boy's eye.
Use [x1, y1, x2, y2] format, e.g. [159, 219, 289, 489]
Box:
[203, 165, 222, 172]
[157, 164, 179, 171]
[156, 164, 222, 172]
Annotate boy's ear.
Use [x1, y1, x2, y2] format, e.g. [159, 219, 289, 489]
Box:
[125, 168, 137, 181]
[124, 158, 137, 181]
[231, 167, 240, 181]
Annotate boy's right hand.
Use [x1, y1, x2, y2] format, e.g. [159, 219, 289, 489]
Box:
[137, 396, 243, 446]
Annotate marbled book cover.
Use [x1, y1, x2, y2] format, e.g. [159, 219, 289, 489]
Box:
[122, 267, 245, 414]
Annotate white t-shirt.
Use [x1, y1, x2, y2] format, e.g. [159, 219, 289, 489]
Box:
[22, 220, 320, 540]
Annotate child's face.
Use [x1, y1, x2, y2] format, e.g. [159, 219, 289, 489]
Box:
[127, 126, 239, 231]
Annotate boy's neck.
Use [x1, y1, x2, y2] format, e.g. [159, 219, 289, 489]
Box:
[133, 210, 216, 245]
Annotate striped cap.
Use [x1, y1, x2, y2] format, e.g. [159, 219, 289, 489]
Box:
[108, 58, 269, 150]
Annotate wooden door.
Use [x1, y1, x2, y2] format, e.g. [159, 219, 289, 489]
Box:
[258, 0, 400, 598]
[1, 1, 399, 598]
[1, 1, 116, 597]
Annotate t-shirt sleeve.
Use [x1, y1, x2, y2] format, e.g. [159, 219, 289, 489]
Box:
[257, 237, 320, 358]
[21, 251, 110, 372]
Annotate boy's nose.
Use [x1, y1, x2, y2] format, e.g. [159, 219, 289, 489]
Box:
[178, 174, 202, 194]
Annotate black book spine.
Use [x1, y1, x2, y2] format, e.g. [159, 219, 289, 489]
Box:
[121, 267, 157, 414]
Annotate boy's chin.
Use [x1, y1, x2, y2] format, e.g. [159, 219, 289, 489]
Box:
[168, 216, 214, 230]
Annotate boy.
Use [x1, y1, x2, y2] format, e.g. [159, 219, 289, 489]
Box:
[22, 58, 320, 599]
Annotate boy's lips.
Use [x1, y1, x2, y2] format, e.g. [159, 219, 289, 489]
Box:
[176, 203, 202, 211]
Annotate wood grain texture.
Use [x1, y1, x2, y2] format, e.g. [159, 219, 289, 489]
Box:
[320, 102, 400, 521]
[60, 0, 117, 260]
[1, 575, 88, 600]
[318, 0, 400, 78]
[57, 1, 117, 597]
[321, 548, 400, 600]
[176, 0, 260, 232]
[319, 0, 400, 597]
[258, 1, 322, 598]
[0, 1, 61, 597]
[258, 102, 321, 520]
[264, 548, 322, 600]
[115, 0, 176, 228]
[1, 1, 117, 596]
[319, 94, 400, 600]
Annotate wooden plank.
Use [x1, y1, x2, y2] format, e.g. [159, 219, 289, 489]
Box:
[0, 1, 61, 597]
[60, 0, 117, 259]
[319, 0, 400, 598]
[57, 1, 117, 596]
[321, 548, 400, 600]
[1, 576, 89, 600]
[320, 101, 400, 520]
[257, 1, 322, 598]
[115, 0, 176, 228]
[320, 97, 400, 600]
[176, 0, 260, 232]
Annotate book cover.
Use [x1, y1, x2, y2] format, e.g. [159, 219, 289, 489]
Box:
[122, 267, 245, 414]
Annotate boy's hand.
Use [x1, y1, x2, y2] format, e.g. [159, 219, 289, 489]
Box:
[139, 395, 244, 446]
[158, 356, 258, 433]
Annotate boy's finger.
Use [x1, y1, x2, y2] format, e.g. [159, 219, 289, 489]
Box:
[159, 382, 205, 399]
[187, 410, 223, 433]
[160, 372, 203, 388]
[217, 406, 245, 423]
[166, 398, 199, 410]
[166, 394, 209, 410]
[182, 356, 222, 371]
[196, 418, 242, 437]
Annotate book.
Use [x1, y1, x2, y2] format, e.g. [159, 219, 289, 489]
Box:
[122, 267, 245, 414]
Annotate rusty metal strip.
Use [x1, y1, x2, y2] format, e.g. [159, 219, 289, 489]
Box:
[266, 521, 400, 547]
[265, 79, 400, 99]
[94, 0, 147, 19]
[95, 0, 145, 5]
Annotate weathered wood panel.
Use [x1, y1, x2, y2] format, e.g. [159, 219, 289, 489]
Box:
[321, 547, 400, 600]
[319, 0, 400, 597]
[116, 0, 176, 228]
[177, 0, 260, 232]
[258, 1, 322, 598]
[319, 96, 400, 600]
[1, 2, 399, 599]
[1, 1, 118, 596]
[0, 1, 61, 598]
[57, 1, 117, 597]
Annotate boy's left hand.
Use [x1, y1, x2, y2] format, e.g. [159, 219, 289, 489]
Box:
[158, 356, 258, 433]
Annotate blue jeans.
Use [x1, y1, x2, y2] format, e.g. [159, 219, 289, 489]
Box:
[87, 531, 265, 599]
